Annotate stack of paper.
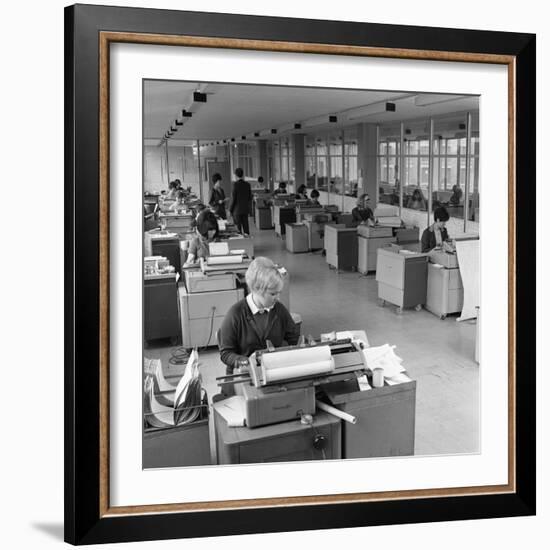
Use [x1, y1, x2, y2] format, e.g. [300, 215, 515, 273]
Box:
[208, 242, 229, 256]
[385, 372, 413, 385]
[215, 396, 247, 427]
[361, 344, 409, 384]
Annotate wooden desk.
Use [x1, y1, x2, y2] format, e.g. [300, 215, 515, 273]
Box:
[214, 407, 341, 464]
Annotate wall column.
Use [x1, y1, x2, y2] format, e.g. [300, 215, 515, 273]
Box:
[258, 139, 269, 189]
[293, 134, 306, 189]
[359, 123, 378, 202]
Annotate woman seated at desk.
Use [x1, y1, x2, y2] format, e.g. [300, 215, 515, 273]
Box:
[218, 257, 300, 375]
[421, 206, 452, 253]
[272, 182, 287, 196]
[407, 188, 427, 210]
[165, 180, 179, 200]
[295, 184, 308, 200]
[184, 210, 220, 265]
[449, 184, 463, 206]
[169, 190, 187, 213]
[351, 193, 375, 225]
[309, 188, 321, 206]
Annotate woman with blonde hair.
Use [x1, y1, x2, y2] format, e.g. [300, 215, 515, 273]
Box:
[218, 257, 299, 374]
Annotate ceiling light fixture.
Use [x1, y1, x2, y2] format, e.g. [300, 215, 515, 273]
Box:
[346, 102, 396, 121]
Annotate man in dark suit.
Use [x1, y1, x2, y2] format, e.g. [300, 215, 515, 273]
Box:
[229, 167, 252, 235]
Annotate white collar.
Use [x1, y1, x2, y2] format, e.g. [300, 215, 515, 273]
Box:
[246, 293, 273, 315]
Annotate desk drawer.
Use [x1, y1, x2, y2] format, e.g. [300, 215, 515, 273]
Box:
[378, 282, 405, 308]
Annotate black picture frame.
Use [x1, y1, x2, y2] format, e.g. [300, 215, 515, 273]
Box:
[65, 3, 536, 545]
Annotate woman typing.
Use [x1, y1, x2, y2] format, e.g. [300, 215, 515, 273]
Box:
[183, 210, 220, 265]
[218, 257, 299, 375]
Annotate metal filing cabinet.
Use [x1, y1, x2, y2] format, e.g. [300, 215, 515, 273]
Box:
[255, 206, 273, 229]
[303, 221, 324, 250]
[357, 234, 396, 274]
[144, 273, 180, 344]
[214, 407, 341, 464]
[376, 248, 429, 313]
[321, 377, 416, 458]
[285, 223, 309, 253]
[178, 286, 244, 348]
[425, 262, 464, 319]
[273, 205, 296, 236]
[324, 224, 358, 270]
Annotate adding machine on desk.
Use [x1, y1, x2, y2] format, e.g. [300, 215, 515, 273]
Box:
[217, 337, 369, 428]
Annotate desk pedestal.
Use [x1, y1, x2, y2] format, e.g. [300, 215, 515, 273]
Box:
[214, 407, 341, 464]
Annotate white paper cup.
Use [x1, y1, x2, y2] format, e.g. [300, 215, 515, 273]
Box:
[372, 367, 384, 388]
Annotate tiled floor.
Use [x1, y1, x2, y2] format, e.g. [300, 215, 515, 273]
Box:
[145, 217, 479, 463]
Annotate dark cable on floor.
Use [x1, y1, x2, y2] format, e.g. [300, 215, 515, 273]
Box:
[198, 306, 216, 352]
[168, 347, 191, 367]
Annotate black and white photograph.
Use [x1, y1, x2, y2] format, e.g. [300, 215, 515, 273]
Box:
[55, 2, 539, 546]
[142, 80, 481, 468]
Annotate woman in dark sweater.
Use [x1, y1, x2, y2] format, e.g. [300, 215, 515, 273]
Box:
[421, 206, 451, 252]
[351, 193, 375, 224]
[218, 257, 299, 374]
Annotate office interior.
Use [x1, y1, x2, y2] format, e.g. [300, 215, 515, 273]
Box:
[142, 80, 480, 468]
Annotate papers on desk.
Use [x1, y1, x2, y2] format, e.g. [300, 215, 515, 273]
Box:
[217, 219, 227, 231]
[385, 372, 413, 385]
[216, 396, 246, 427]
[362, 344, 406, 379]
[209, 242, 229, 256]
